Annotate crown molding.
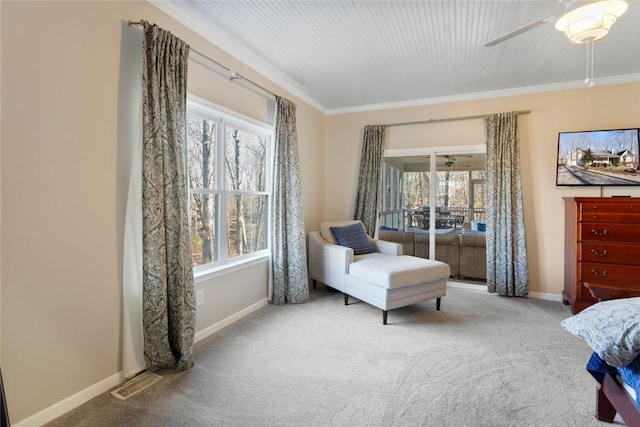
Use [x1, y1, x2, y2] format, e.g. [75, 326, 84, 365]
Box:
[149, 0, 327, 114]
[324, 73, 640, 115]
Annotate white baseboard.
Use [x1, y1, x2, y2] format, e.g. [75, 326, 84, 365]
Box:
[13, 298, 269, 427]
[13, 372, 123, 427]
[447, 280, 487, 291]
[195, 298, 269, 343]
[447, 280, 563, 302]
[528, 291, 563, 302]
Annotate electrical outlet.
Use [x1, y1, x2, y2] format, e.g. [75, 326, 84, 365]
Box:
[196, 290, 204, 306]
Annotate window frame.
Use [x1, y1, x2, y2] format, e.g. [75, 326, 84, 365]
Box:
[186, 95, 273, 281]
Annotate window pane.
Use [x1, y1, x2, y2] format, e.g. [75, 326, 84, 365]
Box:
[435, 171, 467, 212]
[227, 194, 267, 258]
[225, 127, 267, 191]
[403, 171, 430, 210]
[472, 181, 487, 222]
[189, 193, 217, 266]
[186, 114, 216, 190]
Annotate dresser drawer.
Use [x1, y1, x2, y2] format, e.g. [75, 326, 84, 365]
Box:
[579, 223, 640, 243]
[579, 212, 640, 224]
[580, 242, 640, 266]
[580, 202, 640, 214]
[580, 262, 640, 285]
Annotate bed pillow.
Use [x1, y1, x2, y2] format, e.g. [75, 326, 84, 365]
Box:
[561, 297, 640, 368]
[330, 223, 376, 255]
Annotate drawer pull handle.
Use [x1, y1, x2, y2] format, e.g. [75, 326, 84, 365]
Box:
[592, 215, 599, 220]
[591, 229, 608, 236]
[591, 249, 609, 257]
[590, 269, 608, 277]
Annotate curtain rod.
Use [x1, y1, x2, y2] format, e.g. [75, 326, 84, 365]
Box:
[385, 110, 531, 127]
[128, 21, 278, 100]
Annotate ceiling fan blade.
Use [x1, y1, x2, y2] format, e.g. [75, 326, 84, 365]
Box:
[483, 12, 562, 47]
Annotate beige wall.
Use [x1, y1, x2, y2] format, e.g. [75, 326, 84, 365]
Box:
[0, 0, 3, 360]
[0, 1, 325, 423]
[325, 83, 640, 296]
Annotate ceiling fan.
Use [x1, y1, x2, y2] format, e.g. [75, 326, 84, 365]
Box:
[483, 0, 629, 47]
[438, 155, 470, 168]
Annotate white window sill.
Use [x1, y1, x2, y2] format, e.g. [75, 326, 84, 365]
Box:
[194, 252, 270, 284]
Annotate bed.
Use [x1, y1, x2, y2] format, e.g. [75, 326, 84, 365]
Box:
[561, 297, 640, 426]
[587, 352, 640, 425]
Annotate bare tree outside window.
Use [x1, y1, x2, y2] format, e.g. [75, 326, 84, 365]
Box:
[225, 128, 268, 257]
[404, 169, 487, 224]
[186, 114, 216, 266]
[404, 171, 430, 209]
[185, 103, 271, 268]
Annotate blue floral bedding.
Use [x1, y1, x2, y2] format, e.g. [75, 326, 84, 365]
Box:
[587, 352, 640, 410]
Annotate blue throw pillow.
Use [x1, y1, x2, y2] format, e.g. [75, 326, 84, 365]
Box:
[330, 223, 376, 255]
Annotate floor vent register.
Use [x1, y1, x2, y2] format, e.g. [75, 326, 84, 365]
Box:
[110, 372, 163, 400]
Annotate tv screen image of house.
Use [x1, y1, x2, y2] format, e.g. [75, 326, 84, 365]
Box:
[556, 128, 640, 186]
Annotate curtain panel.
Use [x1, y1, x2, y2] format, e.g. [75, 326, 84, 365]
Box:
[142, 21, 196, 371]
[485, 112, 529, 296]
[271, 96, 309, 305]
[354, 125, 386, 236]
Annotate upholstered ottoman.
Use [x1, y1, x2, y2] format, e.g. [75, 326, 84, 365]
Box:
[344, 253, 450, 324]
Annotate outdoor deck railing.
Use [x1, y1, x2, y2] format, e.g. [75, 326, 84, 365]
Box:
[379, 207, 486, 231]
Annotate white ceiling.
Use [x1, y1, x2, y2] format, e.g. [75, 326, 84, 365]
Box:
[152, 0, 640, 113]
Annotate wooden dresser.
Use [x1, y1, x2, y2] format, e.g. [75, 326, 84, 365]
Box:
[563, 197, 640, 314]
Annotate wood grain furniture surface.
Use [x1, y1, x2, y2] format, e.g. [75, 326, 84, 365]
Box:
[596, 372, 640, 425]
[563, 197, 640, 314]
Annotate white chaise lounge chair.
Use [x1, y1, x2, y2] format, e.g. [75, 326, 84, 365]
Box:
[308, 220, 450, 324]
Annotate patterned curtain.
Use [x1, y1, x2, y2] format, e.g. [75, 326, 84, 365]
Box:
[354, 125, 386, 236]
[485, 112, 529, 296]
[271, 96, 309, 305]
[142, 21, 196, 371]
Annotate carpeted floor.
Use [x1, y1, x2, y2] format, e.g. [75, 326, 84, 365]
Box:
[46, 284, 616, 426]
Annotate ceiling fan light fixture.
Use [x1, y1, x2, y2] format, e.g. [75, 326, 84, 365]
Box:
[555, 0, 628, 44]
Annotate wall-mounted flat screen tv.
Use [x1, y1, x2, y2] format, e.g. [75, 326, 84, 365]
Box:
[556, 128, 640, 186]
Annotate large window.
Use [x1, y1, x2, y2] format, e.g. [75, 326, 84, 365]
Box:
[186, 98, 272, 272]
